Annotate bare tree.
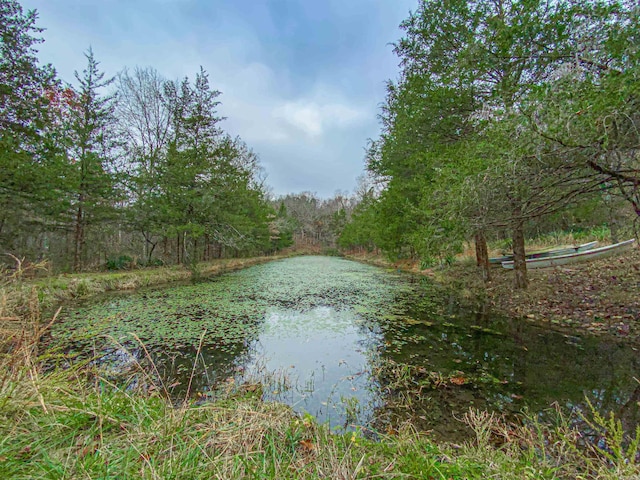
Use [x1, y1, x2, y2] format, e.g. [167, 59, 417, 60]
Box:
[116, 66, 171, 176]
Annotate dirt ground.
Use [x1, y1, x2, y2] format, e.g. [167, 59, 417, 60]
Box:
[482, 245, 640, 340]
[347, 244, 640, 342]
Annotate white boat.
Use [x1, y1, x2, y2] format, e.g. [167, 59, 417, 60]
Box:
[501, 239, 636, 269]
[489, 241, 598, 265]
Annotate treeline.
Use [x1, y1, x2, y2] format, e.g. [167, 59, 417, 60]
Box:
[272, 192, 356, 249]
[1, 0, 281, 272]
[339, 0, 640, 288]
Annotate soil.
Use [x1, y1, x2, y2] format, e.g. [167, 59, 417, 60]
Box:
[483, 245, 640, 340]
[346, 245, 640, 343]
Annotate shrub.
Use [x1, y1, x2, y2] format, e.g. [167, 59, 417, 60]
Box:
[104, 255, 134, 271]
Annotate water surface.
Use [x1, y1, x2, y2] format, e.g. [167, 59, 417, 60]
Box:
[49, 256, 640, 439]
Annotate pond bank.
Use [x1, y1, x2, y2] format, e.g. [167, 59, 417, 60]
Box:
[2, 353, 637, 479]
[2, 253, 639, 478]
[345, 245, 640, 343]
[1, 253, 297, 326]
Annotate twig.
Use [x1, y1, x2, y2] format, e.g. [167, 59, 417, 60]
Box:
[184, 329, 207, 406]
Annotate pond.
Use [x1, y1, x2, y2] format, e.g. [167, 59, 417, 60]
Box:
[47, 256, 640, 440]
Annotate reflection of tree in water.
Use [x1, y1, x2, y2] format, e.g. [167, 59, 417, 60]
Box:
[77, 337, 254, 402]
[369, 298, 640, 442]
[47, 257, 640, 444]
[148, 342, 254, 401]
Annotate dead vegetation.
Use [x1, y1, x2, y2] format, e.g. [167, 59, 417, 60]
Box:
[347, 245, 640, 342]
[485, 246, 640, 339]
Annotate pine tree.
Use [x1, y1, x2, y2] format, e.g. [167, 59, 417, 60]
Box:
[0, 0, 58, 251]
[64, 48, 119, 271]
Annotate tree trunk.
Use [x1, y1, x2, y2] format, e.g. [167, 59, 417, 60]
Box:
[512, 206, 528, 289]
[158, 236, 165, 263]
[73, 198, 84, 272]
[148, 241, 157, 263]
[183, 231, 188, 264]
[474, 230, 491, 282]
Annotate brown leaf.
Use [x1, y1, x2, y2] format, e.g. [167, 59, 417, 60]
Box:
[299, 439, 315, 453]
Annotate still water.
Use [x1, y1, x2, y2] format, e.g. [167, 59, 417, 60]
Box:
[48, 256, 640, 440]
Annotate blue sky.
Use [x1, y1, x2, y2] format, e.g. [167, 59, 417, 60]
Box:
[22, 0, 416, 198]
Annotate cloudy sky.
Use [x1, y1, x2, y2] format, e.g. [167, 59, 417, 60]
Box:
[22, 0, 416, 198]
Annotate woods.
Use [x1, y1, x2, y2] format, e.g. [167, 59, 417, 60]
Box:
[2, 0, 639, 283]
[339, 0, 640, 288]
[3, 2, 640, 478]
[0, 0, 276, 272]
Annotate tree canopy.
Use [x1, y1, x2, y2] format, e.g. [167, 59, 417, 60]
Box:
[0, 0, 278, 271]
[341, 0, 640, 288]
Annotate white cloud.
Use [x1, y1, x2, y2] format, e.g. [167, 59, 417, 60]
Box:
[23, 0, 409, 197]
[272, 100, 366, 138]
[273, 102, 323, 137]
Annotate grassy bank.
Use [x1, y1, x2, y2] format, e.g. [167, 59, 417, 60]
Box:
[1, 251, 639, 478]
[1, 254, 298, 323]
[2, 341, 639, 479]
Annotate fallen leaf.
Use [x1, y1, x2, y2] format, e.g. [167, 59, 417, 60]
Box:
[299, 439, 315, 453]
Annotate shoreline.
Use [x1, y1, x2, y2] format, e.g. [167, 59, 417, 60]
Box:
[1, 253, 300, 328]
[345, 245, 640, 344]
[2, 250, 639, 477]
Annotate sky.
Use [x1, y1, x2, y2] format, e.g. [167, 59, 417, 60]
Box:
[22, 0, 416, 198]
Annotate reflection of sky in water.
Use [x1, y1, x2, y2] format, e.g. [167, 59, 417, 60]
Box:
[245, 306, 381, 429]
[51, 257, 640, 440]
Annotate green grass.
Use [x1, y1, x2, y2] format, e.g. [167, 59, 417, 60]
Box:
[1, 254, 297, 322]
[2, 338, 639, 479]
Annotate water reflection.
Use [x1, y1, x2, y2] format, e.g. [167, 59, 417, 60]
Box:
[48, 256, 640, 441]
[243, 306, 380, 428]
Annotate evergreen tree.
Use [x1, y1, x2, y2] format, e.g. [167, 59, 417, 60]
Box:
[361, 0, 610, 287]
[0, 0, 58, 252]
[64, 48, 119, 271]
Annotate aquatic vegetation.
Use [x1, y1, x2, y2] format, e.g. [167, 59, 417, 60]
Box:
[50, 257, 415, 352]
[45, 256, 640, 442]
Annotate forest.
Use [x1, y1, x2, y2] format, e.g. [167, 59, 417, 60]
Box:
[1, 0, 304, 273]
[339, 0, 640, 288]
[3, 0, 639, 290]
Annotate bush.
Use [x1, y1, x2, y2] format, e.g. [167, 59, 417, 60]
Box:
[104, 255, 134, 271]
[142, 257, 164, 267]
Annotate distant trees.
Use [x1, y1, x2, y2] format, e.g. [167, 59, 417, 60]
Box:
[273, 192, 355, 249]
[1, 1, 277, 271]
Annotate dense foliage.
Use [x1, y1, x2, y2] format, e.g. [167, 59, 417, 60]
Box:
[340, 0, 640, 287]
[0, 0, 275, 271]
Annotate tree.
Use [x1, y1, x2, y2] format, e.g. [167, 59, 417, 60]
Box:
[531, 2, 640, 227]
[0, 0, 58, 253]
[159, 68, 271, 263]
[365, 0, 607, 288]
[115, 66, 172, 261]
[64, 48, 119, 271]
